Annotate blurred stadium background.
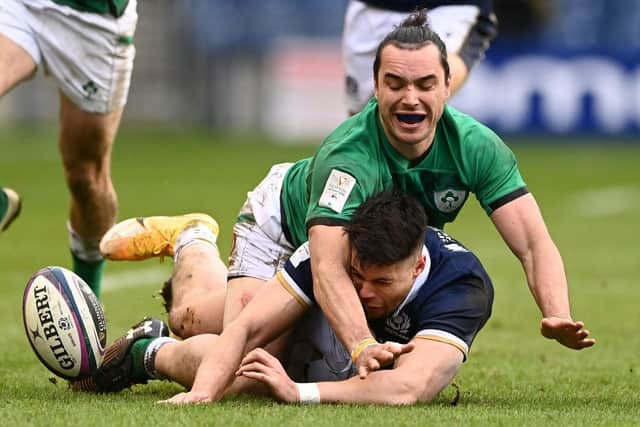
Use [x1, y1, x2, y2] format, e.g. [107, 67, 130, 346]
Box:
[2, 1, 639, 424]
[4, 0, 640, 138]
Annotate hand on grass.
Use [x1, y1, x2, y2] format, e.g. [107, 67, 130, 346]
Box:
[158, 391, 212, 405]
[540, 317, 596, 350]
[236, 348, 299, 403]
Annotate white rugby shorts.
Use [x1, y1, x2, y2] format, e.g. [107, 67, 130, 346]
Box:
[342, 1, 493, 113]
[0, 0, 138, 113]
[227, 163, 296, 281]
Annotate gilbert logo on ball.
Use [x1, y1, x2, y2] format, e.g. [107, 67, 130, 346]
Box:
[22, 266, 107, 380]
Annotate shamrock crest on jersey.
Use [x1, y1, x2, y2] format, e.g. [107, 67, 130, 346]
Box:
[434, 189, 467, 213]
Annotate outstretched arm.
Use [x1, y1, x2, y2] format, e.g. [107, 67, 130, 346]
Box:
[490, 193, 595, 349]
[160, 277, 306, 404]
[238, 338, 463, 405]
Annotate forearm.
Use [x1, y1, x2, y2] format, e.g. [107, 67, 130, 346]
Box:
[318, 372, 414, 405]
[521, 239, 571, 318]
[309, 225, 372, 350]
[491, 195, 572, 319]
[315, 367, 449, 405]
[189, 321, 253, 400]
[314, 268, 371, 351]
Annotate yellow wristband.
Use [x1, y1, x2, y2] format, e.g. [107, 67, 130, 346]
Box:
[350, 337, 378, 363]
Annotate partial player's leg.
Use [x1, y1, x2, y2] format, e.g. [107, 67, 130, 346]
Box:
[342, 1, 407, 115]
[72, 317, 171, 393]
[75, 273, 306, 396]
[100, 213, 227, 337]
[0, 187, 21, 234]
[164, 241, 227, 338]
[0, 4, 39, 234]
[58, 93, 123, 298]
[26, 0, 138, 297]
[0, 20, 37, 95]
[427, 5, 498, 94]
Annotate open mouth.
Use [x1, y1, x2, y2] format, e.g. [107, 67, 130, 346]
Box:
[396, 113, 426, 124]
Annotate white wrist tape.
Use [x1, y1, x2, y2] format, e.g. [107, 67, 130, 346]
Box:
[296, 382, 321, 404]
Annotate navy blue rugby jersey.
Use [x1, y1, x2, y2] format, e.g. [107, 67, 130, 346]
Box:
[276, 227, 494, 358]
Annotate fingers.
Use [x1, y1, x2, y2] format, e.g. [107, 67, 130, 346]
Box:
[575, 338, 596, 349]
[396, 342, 415, 356]
[157, 391, 212, 405]
[540, 317, 596, 350]
[239, 347, 276, 371]
[356, 341, 414, 378]
[237, 347, 284, 378]
[237, 360, 271, 377]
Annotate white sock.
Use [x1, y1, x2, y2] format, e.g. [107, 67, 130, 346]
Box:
[67, 222, 103, 262]
[173, 224, 219, 262]
[143, 336, 178, 379]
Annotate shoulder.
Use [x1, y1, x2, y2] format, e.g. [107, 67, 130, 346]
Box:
[439, 105, 518, 167]
[314, 101, 383, 171]
[441, 105, 504, 148]
[426, 227, 472, 259]
[424, 227, 486, 277]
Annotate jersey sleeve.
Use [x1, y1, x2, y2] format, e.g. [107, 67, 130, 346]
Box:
[305, 138, 387, 229]
[276, 243, 316, 309]
[414, 276, 492, 360]
[463, 125, 528, 215]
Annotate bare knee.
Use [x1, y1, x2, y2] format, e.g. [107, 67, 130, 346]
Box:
[59, 106, 119, 203]
[168, 305, 210, 339]
[64, 162, 106, 202]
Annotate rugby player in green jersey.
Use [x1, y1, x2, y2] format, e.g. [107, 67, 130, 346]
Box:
[0, 0, 137, 298]
[98, 9, 594, 380]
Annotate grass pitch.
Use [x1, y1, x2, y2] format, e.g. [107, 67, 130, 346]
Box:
[1, 125, 638, 426]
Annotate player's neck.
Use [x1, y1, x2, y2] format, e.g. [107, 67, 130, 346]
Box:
[389, 134, 435, 162]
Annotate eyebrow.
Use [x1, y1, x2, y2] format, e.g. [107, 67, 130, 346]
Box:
[383, 72, 438, 84]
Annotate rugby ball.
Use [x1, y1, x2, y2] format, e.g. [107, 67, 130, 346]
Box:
[22, 266, 107, 380]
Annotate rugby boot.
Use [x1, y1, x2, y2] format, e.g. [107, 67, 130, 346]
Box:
[0, 187, 21, 233]
[100, 213, 219, 261]
[72, 317, 169, 393]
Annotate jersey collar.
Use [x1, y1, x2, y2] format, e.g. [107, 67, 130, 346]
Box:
[392, 244, 431, 316]
[374, 103, 448, 173]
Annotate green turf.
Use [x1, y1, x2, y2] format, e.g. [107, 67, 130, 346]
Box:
[1, 125, 638, 425]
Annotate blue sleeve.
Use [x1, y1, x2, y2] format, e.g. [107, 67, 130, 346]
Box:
[416, 275, 493, 350]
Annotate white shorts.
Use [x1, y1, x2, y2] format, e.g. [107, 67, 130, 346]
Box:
[342, 1, 496, 113]
[227, 163, 296, 281]
[0, 0, 138, 113]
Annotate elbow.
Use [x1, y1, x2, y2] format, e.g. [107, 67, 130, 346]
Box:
[387, 376, 443, 405]
[386, 380, 435, 405]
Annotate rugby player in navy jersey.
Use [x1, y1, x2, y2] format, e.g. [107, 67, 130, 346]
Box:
[75, 192, 496, 405]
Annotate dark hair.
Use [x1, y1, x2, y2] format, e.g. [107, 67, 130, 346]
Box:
[344, 191, 428, 267]
[373, 8, 450, 83]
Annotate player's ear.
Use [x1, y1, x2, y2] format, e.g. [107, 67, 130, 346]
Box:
[413, 254, 426, 279]
[373, 75, 379, 99]
[444, 73, 452, 99]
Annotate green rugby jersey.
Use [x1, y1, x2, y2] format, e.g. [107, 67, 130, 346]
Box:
[53, 0, 129, 17]
[280, 99, 527, 248]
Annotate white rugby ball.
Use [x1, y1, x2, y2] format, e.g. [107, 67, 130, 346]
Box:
[22, 266, 107, 380]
